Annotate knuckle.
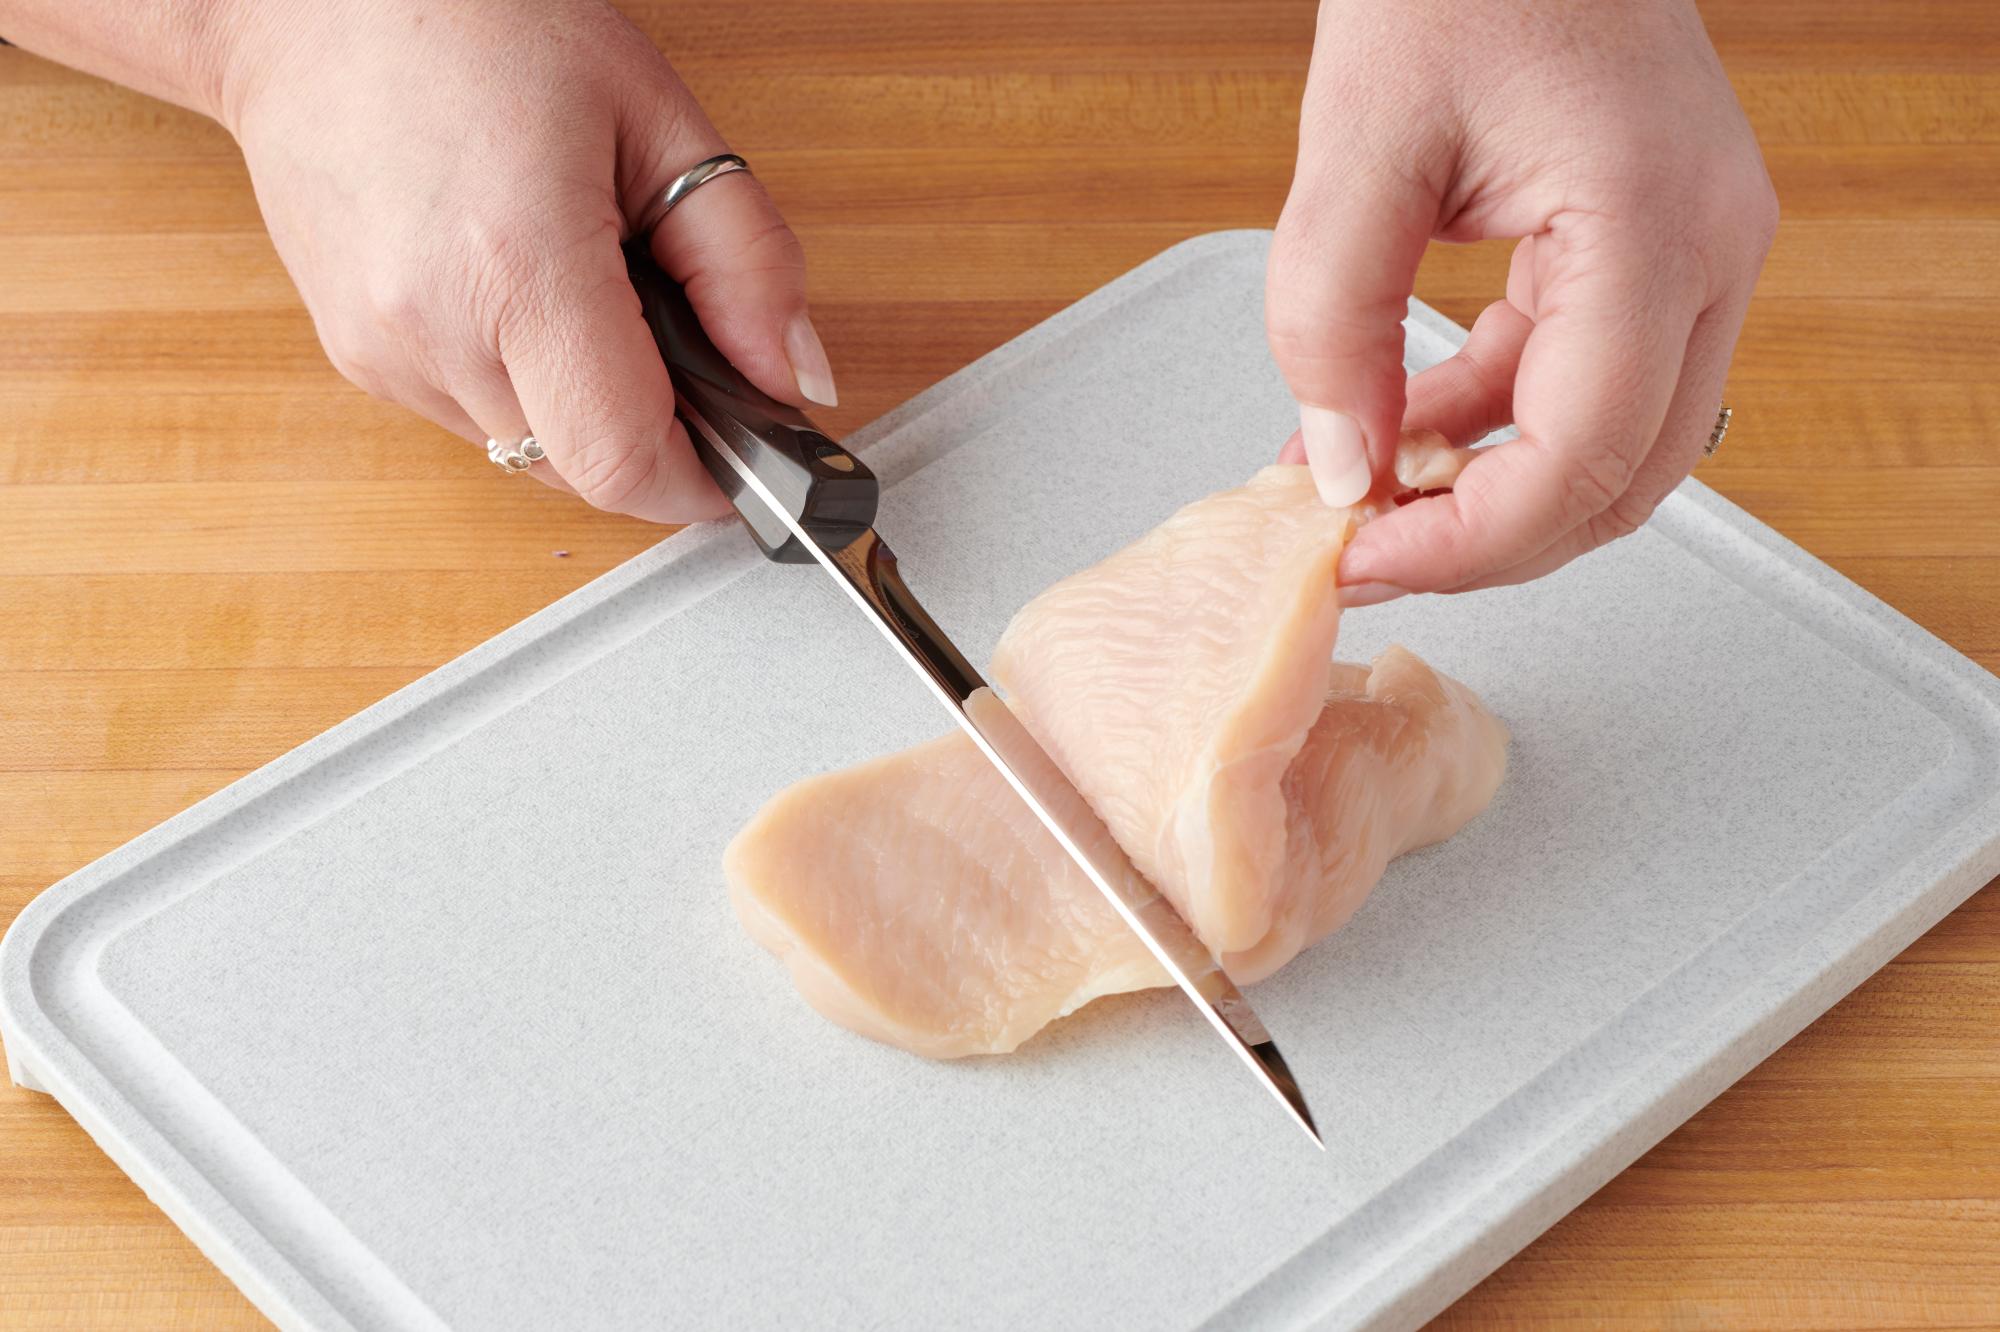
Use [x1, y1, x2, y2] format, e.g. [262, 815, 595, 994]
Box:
[1265, 287, 1407, 371]
[676, 206, 808, 291]
[1263, 239, 1318, 322]
[735, 213, 807, 275]
[1592, 489, 1657, 544]
[342, 368, 394, 403]
[462, 220, 560, 338]
[1690, 149, 1780, 263]
[321, 334, 391, 401]
[1301, 62, 1453, 176]
[1569, 131, 1688, 213]
[463, 215, 538, 288]
[1445, 462, 1502, 537]
[1557, 446, 1636, 523]
[562, 433, 662, 514]
[481, 223, 625, 353]
[361, 263, 428, 331]
[1407, 466, 1502, 586]
[1746, 179, 1782, 252]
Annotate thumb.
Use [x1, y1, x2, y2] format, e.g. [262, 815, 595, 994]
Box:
[1265, 155, 1437, 506]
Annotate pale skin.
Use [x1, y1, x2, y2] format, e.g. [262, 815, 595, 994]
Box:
[1271, 0, 1777, 603]
[1, 0, 811, 522]
[3, 0, 1775, 594]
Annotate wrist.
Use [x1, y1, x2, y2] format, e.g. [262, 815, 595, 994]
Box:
[0, 0, 245, 119]
[178, 0, 247, 124]
[195, 0, 301, 137]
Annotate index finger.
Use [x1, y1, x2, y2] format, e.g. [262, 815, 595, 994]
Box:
[500, 226, 728, 524]
[1336, 217, 1705, 594]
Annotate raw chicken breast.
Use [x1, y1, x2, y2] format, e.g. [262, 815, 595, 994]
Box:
[728, 730, 1162, 1059]
[728, 647, 1507, 1056]
[992, 465, 1363, 956]
[1230, 648, 1507, 982]
[726, 460, 1508, 1057]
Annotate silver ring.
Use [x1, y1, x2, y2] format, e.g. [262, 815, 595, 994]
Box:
[636, 153, 750, 237]
[486, 435, 544, 474]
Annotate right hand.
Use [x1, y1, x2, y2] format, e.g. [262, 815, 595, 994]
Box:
[214, 0, 834, 522]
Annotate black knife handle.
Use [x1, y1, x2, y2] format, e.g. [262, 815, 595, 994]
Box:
[624, 240, 878, 563]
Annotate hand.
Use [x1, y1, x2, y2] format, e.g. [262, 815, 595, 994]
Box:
[213, 0, 835, 522]
[1267, 0, 1777, 603]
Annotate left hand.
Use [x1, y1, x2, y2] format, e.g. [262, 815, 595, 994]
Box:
[1267, 0, 1777, 603]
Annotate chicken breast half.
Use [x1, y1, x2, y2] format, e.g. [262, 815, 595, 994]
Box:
[726, 464, 1508, 1057]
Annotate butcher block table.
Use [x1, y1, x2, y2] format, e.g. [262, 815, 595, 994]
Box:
[2, 2, 1997, 1326]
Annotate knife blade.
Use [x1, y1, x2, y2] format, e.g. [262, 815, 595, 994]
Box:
[625, 243, 1320, 1147]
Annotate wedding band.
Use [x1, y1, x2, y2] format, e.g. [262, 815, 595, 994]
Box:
[1704, 404, 1733, 458]
[486, 435, 544, 474]
[635, 153, 751, 237]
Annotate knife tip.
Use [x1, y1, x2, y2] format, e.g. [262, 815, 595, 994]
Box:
[1249, 1038, 1323, 1150]
[1288, 1093, 1324, 1152]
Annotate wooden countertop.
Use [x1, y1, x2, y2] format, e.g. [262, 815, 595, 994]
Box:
[3, 2, 1996, 1325]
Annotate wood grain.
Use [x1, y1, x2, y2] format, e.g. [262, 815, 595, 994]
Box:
[1, 1, 1997, 1326]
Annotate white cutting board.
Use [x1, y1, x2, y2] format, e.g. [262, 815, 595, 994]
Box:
[6, 231, 2000, 1332]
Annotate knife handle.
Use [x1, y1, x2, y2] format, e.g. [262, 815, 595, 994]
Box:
[624, 240, 878, 563]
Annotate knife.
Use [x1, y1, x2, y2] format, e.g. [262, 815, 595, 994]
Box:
[624, 243, 1321, 1147]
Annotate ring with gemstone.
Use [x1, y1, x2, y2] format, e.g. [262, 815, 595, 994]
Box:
[486, 435, 544, 474]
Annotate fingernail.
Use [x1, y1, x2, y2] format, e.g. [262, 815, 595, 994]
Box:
[784, 313, 839, 407]
[1340, 581, 1409, 609]
[1299, 406, 1372, 507]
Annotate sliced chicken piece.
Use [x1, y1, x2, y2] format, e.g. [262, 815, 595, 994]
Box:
[1225, 647, 1507, 981]
[727, 648, 1505, 1056]
[727, 730, 1161, 1059]
[988, 466, 1357, 955]
[726, 459, 1508, 1058]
